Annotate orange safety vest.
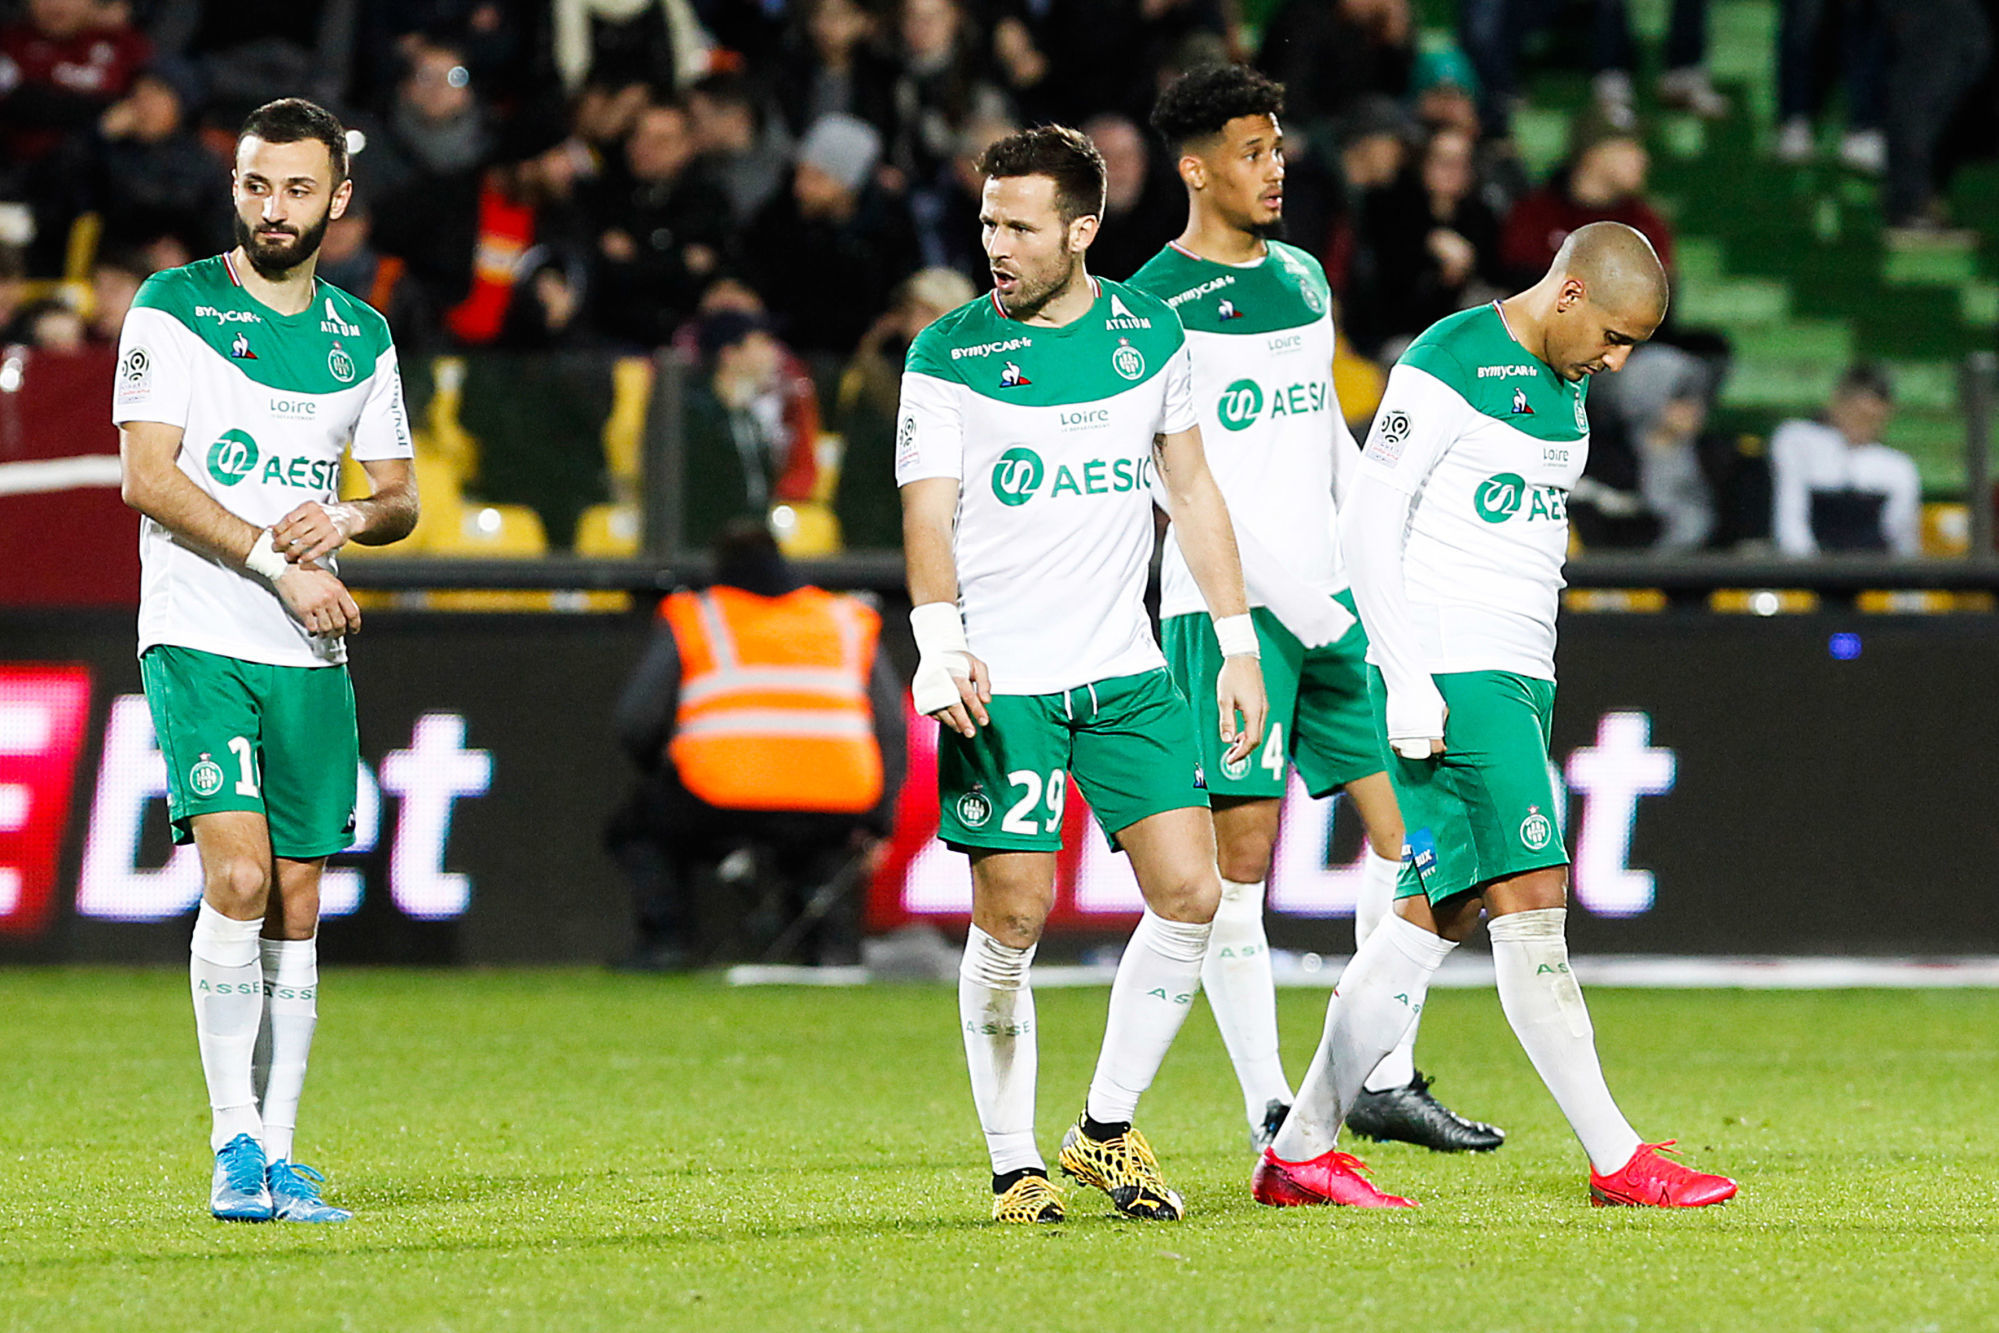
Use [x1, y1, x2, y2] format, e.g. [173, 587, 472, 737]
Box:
[662, 585, 884, 814]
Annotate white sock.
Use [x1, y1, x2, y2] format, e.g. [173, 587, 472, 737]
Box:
[1085, 909, 1210, 1125]
[1201, 875, 1292, 1127]
[256, 937, 318, 1164]
[190, 901, 265, 1153]
[1272, 913, 1454, 1161]
[1488, 908, 1642, 1175]
[959, 926, 1042, 1175]
[1356, 848, 1420, 1092]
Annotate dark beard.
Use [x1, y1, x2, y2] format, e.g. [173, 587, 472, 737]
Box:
[234, 208, 329, 279]
[1250, 214, 1286, 242]
[996, 261, 1082, 321]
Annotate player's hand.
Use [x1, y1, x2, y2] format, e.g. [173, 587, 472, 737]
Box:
[917, 652, 991, 739]
[1216, 655, 1267, 767]
[1386, 683, 1448, 759]
[275, 566, 362, 637]
[272, 501, 361, 565]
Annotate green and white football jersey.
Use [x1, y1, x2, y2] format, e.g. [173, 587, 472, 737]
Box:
[1355, 302, 1588, 681]
[1127, 240, 1349, 620]
[112, 253, 413, 670]
[895, 278, 1197, 694]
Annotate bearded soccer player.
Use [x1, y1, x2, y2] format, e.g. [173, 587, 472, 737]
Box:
[899, 126, 1266, 1224]
[114, 98, 417, 1222]
[1129, 65, 1502, 1155]
[1257, 221, 1736, 1208]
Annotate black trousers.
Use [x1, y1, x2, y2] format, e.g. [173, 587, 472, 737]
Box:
[604, 767, 870, 962]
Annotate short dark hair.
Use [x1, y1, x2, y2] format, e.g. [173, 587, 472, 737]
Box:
[238, 98, 349, 184]
[1835, 361, 1895, 403]
[975, 125, 1106, 225]
[1150, 63, 1285, 154]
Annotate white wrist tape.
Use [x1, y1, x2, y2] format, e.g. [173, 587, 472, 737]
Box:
[910, 602, 972, 715]
[244, 529, 290, 582]
[1213, 613, 1259, 659]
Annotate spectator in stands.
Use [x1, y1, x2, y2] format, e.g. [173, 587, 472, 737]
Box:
[776, 0, 897, 141]
[831, 266, 975, 549]
[1573, 343, 1723, 550]
[606, 520, 906, 970]
[57, 58, 229, 259]
[1774, 0, 1887, 170]
[681, 309, 818, 548]
[85, 247, 147, 343]
[1347, 124, 1504, 358]
[436, 110, 596, 349]
[6, 294, 85, 350]
[317, 199, 436, 348]
[350, 0, 531, 115]
[1499, 103, 1673, 288]
[744, 112, 918, 359]
[587, 100, 736, 347]
[885, 0, 1009, 193]
[549, 0, 712, 97]
[1076, 112, 1179, 283]
[164, 0, 350, 121]
[357, 37, 494, 207]
[1882, 0, 1991, 233]
[0, 0, 152, 174]
[1257, 0, 1415, 136]
[1313, 95, 1412, 299]
[916, 107, 1014, 281]
[1461, 0, 1724, 137]
[571, 77, 653, 160]
[685, 72, 793, 225]
[1407, 46, 1528, 215]
[1771, 363, 1920, 556]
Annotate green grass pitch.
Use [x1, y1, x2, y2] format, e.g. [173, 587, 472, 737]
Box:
[3, 969, 1996, 1331]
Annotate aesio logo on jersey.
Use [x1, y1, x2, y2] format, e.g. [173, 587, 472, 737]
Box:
[204, 428, 342, 493]
[990, 446, 1153, 506]
[1474, 472, 1569, 524]
[1216, 378, 1328, 432]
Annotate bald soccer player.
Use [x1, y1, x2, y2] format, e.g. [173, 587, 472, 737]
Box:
[1251, 222, 1739, 1210]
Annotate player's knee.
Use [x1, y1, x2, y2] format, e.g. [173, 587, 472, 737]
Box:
[204, 857, 271, 915]
[983, 908, 1048, 950]
[1215, 837, 1273, 885]
[1150, 870, 1220, 925]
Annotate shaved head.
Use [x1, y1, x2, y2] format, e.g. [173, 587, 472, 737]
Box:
[1552, 221, 1669, 322]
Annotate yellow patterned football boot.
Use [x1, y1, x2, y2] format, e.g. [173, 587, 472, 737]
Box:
[1057, 1117, 1185, 1220]
[991, 1172, 1066, 1223]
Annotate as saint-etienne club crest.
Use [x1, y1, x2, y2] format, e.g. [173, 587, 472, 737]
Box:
[189, 753, 226, 799]
[1519, 805, 1554, 851]
[957, 789, 993, 828]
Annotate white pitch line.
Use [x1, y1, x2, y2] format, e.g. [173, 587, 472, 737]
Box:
[728, 954, 1999, 989]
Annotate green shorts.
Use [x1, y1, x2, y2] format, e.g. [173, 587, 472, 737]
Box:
[1162, 596, 1382, 802]
[140, 645, 360, 859]
[1368, 666, 1569, 905]
[937, 667, 1209, 852]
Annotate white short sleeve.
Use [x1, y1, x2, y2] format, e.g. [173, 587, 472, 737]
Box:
[351, 345, 416, 461]
[1357, 364, 1463, 496]
[1158, 343, 1198, 436]
[894, 370, 965, 485]
[111, 306, 193, 429]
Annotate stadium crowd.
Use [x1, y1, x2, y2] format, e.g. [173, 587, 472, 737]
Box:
[0, 0, 1989, 552]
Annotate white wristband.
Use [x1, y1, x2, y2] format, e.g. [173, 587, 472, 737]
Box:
[910, 601, 968, 657]
[244, 529, 290, 582]
[1213, 613, 1259, 659]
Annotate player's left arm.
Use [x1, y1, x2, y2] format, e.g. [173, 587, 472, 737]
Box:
[1153, 421, 1265, 764]
[274, 344, 420, 563]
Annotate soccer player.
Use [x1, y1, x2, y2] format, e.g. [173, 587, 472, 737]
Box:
[1130, 65, 1501, 1154]
[114, 99, 418, 1222]
[898, 126, 1267, 1224]
[1256, 221, 1737, 1208]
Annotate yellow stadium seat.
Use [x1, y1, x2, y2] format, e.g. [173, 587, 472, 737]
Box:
[602, 357, 655, 496]
[1333, 333, 1386, 431]
[1921, 502, 1969, 557]
[421, 357, 480, 477]
[770, 501, 841, 557]
[423, 503, 554, 611]
[811, 431, 845, 504]
[575, 502, 644, 557]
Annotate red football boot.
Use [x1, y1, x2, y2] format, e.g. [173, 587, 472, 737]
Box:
[1251, 1147, 1415, 1208]
[1589, 1141, 1737, 1207]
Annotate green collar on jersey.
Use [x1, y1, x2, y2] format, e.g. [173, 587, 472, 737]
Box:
[132, 254, 391, 396]
[1126, 239, 1331, 336]
[1399, 303, 1590, 444]
[905, 277, 1185, 407]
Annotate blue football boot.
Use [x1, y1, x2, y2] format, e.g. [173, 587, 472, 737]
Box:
[210, 1134, 273, 1221]
[267, 1160, 353, 1223]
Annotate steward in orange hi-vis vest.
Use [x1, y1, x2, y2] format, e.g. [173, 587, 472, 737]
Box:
[660, 585, 885, 814]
